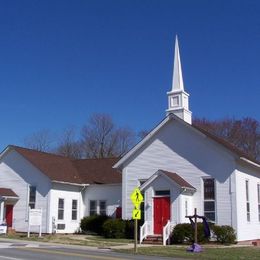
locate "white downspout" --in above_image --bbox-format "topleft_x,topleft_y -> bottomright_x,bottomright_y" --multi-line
0,199 -> 4,223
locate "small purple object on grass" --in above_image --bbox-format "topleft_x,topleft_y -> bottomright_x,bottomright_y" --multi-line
186,243 -> 203,253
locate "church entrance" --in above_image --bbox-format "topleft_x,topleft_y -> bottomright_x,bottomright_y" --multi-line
153,197 -> 170,234
5,205 -> 13,227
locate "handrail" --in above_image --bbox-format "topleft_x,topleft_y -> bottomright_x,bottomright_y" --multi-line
140,221 -> 148,244
163,220 -> 171,246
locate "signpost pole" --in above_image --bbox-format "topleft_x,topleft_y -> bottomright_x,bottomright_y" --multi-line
27,208 -> 30,238
134,218 -> 138,253
130,188 -> 143,254
194,208 -> 197,244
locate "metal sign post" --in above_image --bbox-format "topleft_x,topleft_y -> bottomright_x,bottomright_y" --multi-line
130,188 -> 143,254
194,208 -> 198,244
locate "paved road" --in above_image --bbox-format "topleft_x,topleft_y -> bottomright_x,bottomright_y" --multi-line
0,241 -> 182,260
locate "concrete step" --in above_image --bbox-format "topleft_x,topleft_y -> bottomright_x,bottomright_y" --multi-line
142,235 -> 163,245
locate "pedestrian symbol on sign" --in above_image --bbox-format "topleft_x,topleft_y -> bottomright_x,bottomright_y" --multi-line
130,188 -> 143,207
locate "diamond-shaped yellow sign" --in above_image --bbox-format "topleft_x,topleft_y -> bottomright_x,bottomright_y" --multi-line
130,188 -> 143,207
132,208 -> 141,220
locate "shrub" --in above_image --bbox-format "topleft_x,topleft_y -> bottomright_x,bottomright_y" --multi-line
80,215 -> 110,235
124,220 -> 135,239
171,223 -> 211,244
102,219 -> 126,238
212,225 -> 236,244
171,223 -> 193,244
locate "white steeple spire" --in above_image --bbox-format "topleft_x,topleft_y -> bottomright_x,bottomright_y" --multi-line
166,36 -> 192,124
172,35 -> 184,91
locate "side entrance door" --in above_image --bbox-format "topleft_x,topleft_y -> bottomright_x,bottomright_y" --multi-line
153,197 -> 170,234
5,205 -> 13,227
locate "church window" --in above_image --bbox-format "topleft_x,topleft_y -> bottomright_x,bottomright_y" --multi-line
89,200 -> 97,216
29,186 -> 36,209
155,190 -> 170,196
71,200 -> 78,220
99,201 -> 107,216
203,178 -> 215,222
246,180 -> 250,222
89,200 -> 107,216
58,198 -> 64,220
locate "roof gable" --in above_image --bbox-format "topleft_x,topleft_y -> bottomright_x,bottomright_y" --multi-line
1,146 -> 121,185
140,169 -> 196,191
114,114 -> 260,170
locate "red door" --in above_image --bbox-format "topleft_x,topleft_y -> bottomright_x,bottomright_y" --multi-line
5,205 -> 13,227
154,197 -> 170,234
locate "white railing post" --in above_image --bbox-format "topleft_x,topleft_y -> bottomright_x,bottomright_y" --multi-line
140,221 -> 148,244
163,220 -> 171,246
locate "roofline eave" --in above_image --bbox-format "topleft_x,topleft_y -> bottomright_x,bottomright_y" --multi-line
239,157 -> 260,170
52,180 -> 89,187
181,186 -> 196,192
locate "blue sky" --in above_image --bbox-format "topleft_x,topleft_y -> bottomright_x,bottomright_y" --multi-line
0,0 -> 260,149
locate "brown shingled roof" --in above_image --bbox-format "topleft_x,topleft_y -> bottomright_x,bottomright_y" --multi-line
12,146 -> 82,184
0,188 -> 18,197
9,146 -> 121,185
192,124 -> 260,166
160,170 -> 196,190
73,158 -> 121,184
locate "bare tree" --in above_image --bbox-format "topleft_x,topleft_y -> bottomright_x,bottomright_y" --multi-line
193,117 -> 260,161
23,129 -> 54,152
81,113 -> 136,158
56,126 -> 83,159
138,130 -> 150,139
113,127 -> 136,156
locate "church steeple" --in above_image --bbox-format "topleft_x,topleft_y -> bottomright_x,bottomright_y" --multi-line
166,36 -> 192,124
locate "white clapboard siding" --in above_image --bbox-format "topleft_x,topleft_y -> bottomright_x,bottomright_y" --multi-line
83,184 -> 121,217
235,164 -> 260,241
122,119 -> 235,230
50,183 -> 82,234
0,150 -> 51,233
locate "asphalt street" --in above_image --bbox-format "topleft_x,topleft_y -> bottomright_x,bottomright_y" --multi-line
0,240 -> 182,260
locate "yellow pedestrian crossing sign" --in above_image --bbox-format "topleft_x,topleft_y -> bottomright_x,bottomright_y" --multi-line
130,188 -> 143,207
132,208 -> 141,220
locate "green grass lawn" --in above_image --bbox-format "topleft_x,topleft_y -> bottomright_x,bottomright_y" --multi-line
116,245 -> 260,259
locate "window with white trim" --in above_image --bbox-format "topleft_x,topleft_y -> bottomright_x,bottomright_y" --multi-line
257,184 -> 260,222
246,180 -> 250,222
99,201 -> 107,216
89,200 -> 97,216
29,186 -> 36,209
72,200 -> 78,220
89,200 -> 107,216
203,178 -> 215,222
58,198 -> 64,220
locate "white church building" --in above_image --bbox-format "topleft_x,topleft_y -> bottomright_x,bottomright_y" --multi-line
0,38 -> 259,243
114,37 -> 260,242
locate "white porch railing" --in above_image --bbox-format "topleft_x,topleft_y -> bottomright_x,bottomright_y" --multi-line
140,221 -> 151,244
163,220 -> 171,246
140,220 -> 172,245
